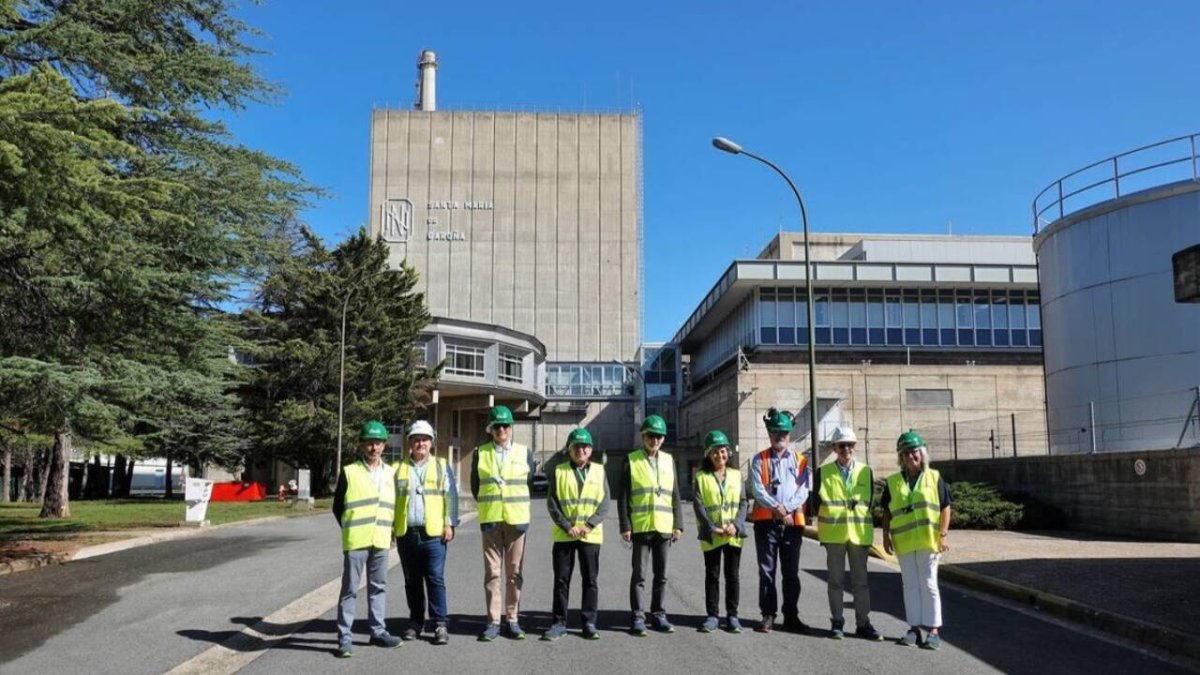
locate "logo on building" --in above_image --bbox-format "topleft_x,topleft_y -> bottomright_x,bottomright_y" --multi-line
381,198 -> 414,242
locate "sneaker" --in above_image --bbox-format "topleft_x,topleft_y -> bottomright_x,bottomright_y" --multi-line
478,623 -> 500,642
400,626 -> 419,642
432,625 -> 449,646
727,617 -> 743,634
504,619 -> 526,640
651,614 -> 675,633
541,623 -> 568,641
855,623 -> 883,642
630,617 -> 649,637
781,617 -> 811,634
898,628 -> 920,647
922,632 -> 942,651
700,616 -> 719,633
755,615 -> 775,633
369,633 -> 402,649
582,623 -> 601,640
335,642 -> 353,659
830,620 -> 845,640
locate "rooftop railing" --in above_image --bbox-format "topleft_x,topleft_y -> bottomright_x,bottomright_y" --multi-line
1032,132 -> 1200,234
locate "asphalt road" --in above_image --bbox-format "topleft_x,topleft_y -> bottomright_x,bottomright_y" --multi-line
1,505 -> 1192,674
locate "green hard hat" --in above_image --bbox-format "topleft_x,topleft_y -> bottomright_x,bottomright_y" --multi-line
764,408 -> 794,433
487,405 -> 514,429
704,430 -> 730,451
897,429 -> 926,452
360,420 -> 388,441
567,427 -> 593,448
640,415 -> 668,436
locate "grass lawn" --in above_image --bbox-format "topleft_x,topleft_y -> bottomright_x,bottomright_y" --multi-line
0,498 -> 332,537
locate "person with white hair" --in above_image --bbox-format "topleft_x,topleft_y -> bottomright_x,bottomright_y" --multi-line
813,426 -> 881,641
393,419 -> 459,645
881,429 -> 953,651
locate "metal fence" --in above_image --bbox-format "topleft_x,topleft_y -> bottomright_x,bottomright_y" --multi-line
1033,132 -> 1200,233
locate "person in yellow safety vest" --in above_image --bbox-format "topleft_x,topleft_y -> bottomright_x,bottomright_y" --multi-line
332,421 -> 402,658
541,427 -> 608,642
617,414 -> 684,636
470,405 -> 537,642
393,420 -> 459,646
881,430 -> 953,651
691,430 -> 748,635
746,408 -> 812,634
813,426 -> 882,641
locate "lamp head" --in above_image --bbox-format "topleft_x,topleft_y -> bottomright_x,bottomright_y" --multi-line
712,137 -> 743,154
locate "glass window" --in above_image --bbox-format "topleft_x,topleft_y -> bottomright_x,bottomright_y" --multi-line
992,296 -> 1010,347
499,352 -> 523,384
832,291 -> 849,345
1029,302 -> 1042,346
867,294 -> 885,345
956,294 -> 974,346
938,294 -> 956,346
885,295 -> 903,344
849,297 -> 866,345
903,296 -> 919,345
1010,294 -> 1027,346
759,290 -> 777,344
815,292 -> 831,344
921,293 -> 938,345
444,343 -> 485,378
974,294 -> 992,346
778,289 -> 796,344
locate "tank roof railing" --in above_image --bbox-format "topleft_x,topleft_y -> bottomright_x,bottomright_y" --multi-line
1033,132 -> 1200,234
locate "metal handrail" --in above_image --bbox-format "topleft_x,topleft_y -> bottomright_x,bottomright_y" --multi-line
1032,132 -> 1200,233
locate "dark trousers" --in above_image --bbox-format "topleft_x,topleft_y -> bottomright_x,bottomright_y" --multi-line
552,540 -> 601,625
630,532 -> 671,618
396,529 -> 449,626
703,544 -> 741,618
753,520 -> 804,619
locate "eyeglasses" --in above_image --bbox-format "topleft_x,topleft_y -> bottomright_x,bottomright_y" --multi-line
642,433 -> 665,439
492,424 -> 511,430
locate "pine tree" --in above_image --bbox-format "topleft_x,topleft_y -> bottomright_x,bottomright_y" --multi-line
238,228 -> 437,493
0,2 -> 310,516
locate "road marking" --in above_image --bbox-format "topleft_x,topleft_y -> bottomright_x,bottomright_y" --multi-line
166,515 -> 474,674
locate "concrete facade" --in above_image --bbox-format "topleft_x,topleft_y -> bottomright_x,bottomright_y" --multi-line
367,106 -> 644,475
939,449 -> 1200,542
368,110 -> 643,362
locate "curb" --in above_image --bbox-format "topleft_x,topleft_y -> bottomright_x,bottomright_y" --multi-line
801,526 -> 1200,663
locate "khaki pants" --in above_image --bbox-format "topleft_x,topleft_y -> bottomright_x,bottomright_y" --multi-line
825,542 -> 872,626
481,522 -> 526,624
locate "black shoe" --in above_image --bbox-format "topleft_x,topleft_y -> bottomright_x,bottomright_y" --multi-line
400,627 -> 419,642
369,633 -> 403,649
755,615 -> 775,633
855,623 -> 883,641
781,617 -> 811,634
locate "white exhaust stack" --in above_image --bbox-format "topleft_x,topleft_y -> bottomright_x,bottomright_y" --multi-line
415,50 -> 438,111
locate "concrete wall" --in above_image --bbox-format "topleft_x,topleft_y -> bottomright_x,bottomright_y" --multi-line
679,362 -> 1047,476
938,449 -> 1200,542
369,110 -> 643,362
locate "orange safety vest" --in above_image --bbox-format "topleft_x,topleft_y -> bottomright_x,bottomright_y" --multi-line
748,448 -> 807,526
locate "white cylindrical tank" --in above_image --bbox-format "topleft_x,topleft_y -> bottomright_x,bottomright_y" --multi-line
1035,181 -> 1200,453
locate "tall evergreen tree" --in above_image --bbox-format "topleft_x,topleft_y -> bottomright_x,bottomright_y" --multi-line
239,228 -> 437,493
0,1 -> 309,516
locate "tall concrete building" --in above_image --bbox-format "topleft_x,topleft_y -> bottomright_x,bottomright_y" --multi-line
368,51 -> 643,469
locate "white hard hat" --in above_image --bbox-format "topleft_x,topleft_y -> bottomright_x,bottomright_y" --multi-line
829,426 -> 858,445
407,420 -> 435,439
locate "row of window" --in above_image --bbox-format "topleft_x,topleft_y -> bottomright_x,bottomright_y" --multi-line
546,363 -> 634,398
758,287 -> 1043,348
443,343 -> 525,383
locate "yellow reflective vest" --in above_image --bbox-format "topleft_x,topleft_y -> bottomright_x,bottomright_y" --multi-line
340,461 -> 396,551
627,449 -> 675,535
393,457 -> 448,538
817,461 -> 874,546
886,468 -> 942,555
694,469 -> 743,552
551,461 -> 606,545
475,442 -> 531,526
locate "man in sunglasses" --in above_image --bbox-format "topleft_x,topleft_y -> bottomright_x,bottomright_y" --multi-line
470,405 -> 537,642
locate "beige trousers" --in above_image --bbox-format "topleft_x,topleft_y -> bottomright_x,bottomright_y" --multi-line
481,523 -> 526,624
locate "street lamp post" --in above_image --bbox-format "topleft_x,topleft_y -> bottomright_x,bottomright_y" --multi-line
712,136 -> 821,480
334,268 -> 400,485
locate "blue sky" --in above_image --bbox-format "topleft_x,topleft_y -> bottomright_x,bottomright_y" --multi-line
224,0 -> 1200,342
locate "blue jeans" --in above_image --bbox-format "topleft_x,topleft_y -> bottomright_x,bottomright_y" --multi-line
337,547 -> 390,645
753,521 -> 804,619
397,529 -> 449,626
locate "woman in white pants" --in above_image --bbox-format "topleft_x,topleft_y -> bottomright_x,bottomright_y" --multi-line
881,430 -> 952,650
